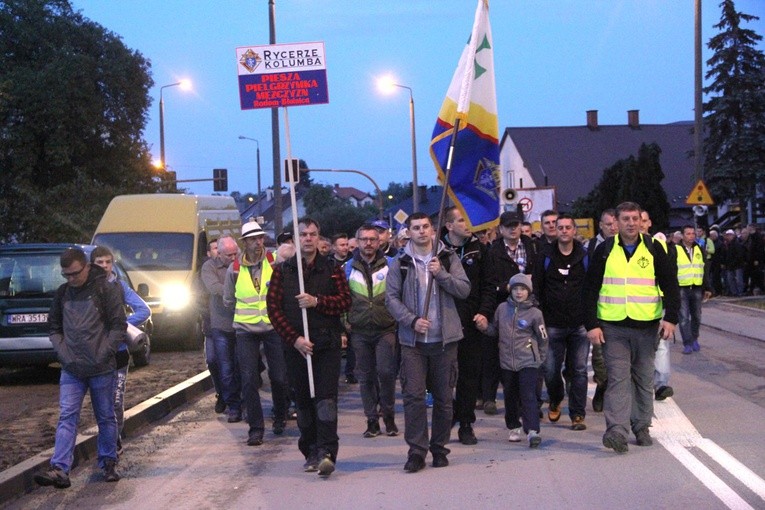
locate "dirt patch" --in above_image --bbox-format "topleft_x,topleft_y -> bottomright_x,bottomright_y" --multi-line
0,351 -> 208,472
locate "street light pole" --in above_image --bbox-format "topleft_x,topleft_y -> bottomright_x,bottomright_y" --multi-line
311,168 -> 385,219
158,80 -> 190,191
238,136 -> 262,216
377,78 -> 419,213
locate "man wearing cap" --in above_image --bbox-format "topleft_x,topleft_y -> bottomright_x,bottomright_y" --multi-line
482,210 -> 537,415
201,235 -> 242,424
583,202 -> 679,453
266,217 -> 351,477
224,221 -> 289,445
441,206 -> 495,445
373,219 -> 399,258
386,212 -> 470,472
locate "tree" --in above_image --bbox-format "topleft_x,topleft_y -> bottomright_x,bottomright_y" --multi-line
302,183 -> 377,238
703,0 -> 765,221
0,0 -> 160,243
571,143 -> 670,232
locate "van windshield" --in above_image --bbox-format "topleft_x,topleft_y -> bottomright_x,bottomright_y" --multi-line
92,233 -> 194,271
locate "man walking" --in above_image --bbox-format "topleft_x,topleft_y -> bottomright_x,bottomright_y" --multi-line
584,202 -> 679,453
675,225 -> 712,355
345,224 -> 399,438
224,222 -> 290,445
35,248 -> 125,488
441,206 -> 495,445
386,212 -> 470,472
533,213 -> 590,430
267,217 -> 351,477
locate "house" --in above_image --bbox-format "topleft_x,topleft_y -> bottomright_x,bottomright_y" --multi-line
332,184 -> 374,208
238,185 -> 308,242
499,110 -> 700,228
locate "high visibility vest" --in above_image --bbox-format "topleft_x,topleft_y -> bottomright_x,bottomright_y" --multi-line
233,259 -> 273,324
675,243 -> 704,287
597,236 -> 663,322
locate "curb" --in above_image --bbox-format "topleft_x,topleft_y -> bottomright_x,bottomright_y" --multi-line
0,371 -> 212,506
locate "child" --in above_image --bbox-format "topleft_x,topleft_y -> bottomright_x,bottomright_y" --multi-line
476,273 -> 548,448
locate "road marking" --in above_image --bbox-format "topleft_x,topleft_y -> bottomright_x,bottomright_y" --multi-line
653,398 -> 765,509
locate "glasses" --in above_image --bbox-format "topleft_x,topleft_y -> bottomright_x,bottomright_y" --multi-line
358,237 -> 379,243
61,266 -> 86,278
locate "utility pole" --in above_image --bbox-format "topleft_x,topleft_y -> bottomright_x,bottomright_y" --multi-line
694,0 -> 704,182
269,0 -> 283,234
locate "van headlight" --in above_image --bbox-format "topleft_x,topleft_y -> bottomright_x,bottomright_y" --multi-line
161,284 -> 191,311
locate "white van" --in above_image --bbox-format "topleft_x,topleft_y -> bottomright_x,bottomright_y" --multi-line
92,194 -> 241,350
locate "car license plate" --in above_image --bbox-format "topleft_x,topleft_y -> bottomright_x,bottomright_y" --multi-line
8,313 -> 48,324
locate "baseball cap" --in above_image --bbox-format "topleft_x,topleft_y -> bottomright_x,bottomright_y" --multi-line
371,219 -> 390,231
276,231 -> 293,244
241,221 -> 265,239
724,229 -> 735,235
499,211 -> 522,227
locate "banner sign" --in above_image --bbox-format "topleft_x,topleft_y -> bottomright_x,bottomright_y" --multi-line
236,42 -> 328,110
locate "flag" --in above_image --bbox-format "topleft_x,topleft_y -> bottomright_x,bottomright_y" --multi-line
429,0 -> 500,231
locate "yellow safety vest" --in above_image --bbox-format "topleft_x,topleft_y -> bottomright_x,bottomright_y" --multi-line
233,259 -> 273,324
597,236 -> 663,322
675,243 -> 704,287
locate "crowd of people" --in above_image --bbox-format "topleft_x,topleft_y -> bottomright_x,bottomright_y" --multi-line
35,204 -> 764,486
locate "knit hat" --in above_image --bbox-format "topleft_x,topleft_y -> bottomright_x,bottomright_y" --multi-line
509,273 -> 533,293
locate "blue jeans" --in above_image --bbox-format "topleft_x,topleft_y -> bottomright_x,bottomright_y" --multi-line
211,328 -> 240,412
236,329 -> 289,434
544,326 -> 590,419
204,334 -> 222,396
725,268 -> 744,296
351,330 -> 398,420
678,286 -> 703,346
51,370 -> 117,473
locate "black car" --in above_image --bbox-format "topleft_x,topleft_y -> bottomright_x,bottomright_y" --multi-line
0,244 -> 151,368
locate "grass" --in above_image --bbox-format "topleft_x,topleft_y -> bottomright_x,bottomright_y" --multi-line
736,298 -> 765,311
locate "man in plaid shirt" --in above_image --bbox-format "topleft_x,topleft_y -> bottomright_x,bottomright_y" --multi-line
267,217 -> 351,477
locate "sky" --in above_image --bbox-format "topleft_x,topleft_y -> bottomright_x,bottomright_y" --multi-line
70,0 -> 765,198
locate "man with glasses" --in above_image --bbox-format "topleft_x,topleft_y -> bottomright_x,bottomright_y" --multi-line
35,248 -> 126,488
345,224 -> 399,438
202,235 -> 241,424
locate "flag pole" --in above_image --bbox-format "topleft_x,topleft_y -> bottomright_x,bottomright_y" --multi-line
422,117 -> 462,316
283,106 -> 315,398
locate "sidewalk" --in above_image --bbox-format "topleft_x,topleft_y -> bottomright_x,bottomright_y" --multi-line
700,298 -> 765,342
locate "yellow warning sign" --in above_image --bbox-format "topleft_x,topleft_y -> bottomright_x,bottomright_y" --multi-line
685,179 -> 715,206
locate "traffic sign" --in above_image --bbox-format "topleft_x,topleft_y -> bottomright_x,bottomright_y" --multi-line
685,179 -> 715,206
394,209 -> 409,225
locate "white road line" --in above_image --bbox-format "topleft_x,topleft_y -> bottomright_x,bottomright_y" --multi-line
653,397 -> 765,508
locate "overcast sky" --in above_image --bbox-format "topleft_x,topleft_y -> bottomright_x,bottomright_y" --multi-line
71,0 -> 765,196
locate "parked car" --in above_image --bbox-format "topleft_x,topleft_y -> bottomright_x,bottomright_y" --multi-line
0,243 -> 151,368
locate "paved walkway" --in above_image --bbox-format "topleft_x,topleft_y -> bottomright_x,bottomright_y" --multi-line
700,298 -> 765,342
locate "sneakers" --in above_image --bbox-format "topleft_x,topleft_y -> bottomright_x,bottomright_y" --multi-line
508,427 -> 523,442
214,394 -> 226,414
571,415 -> 587,431
227,410 -> 243,423
592,383 -> 606,412
103,460 -> 120,482
483,400 -> 498,415
548,402 -> 561,422
655,385 -> 674,401
363,418 -> 381,438
273,419 -> 286,435
432,453 -> 449,468
403,453 -> 426,473
247,433 -> 264,446
682,345 -> 693,355
527,430 -> 541,448
303,454 -> 319,472
692,340 -> 701,352
317,454 -> 335,477
458,425 -> 478,445
635,427 -> 653,447
34,467 -> 71,489
383,416 -> 399,436
602,429 -> 629,453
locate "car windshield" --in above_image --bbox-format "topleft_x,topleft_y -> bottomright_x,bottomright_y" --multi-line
0,253 -> 65,297
92,233 -> 194,271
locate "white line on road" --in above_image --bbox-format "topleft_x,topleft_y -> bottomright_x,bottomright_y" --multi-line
653,397 -> 765,509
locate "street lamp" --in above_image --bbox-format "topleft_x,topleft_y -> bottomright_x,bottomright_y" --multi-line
238,136 -> 262,216
158,80 -> 192,174
377,75 -> 419,213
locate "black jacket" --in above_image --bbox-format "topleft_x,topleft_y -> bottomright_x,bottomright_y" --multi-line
486,234 -> 536,304
441,233 -> 496,325
532,240 -> 588,328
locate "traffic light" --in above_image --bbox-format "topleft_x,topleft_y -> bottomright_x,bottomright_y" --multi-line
213,168 -> 228,192
284,159 -> 300,184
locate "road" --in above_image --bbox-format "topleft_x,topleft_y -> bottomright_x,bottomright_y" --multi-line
5,302 -> 765,509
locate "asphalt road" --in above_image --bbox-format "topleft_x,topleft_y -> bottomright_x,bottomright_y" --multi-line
6,302 -> 765,509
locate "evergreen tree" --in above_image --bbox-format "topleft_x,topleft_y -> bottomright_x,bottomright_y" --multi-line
0,0 -> 160,242
703,0 -> 765,221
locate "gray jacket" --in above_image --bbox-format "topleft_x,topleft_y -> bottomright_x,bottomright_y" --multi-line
385,240 -> 470,347
201,256 -> 235,332
485,297 -> 548,371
